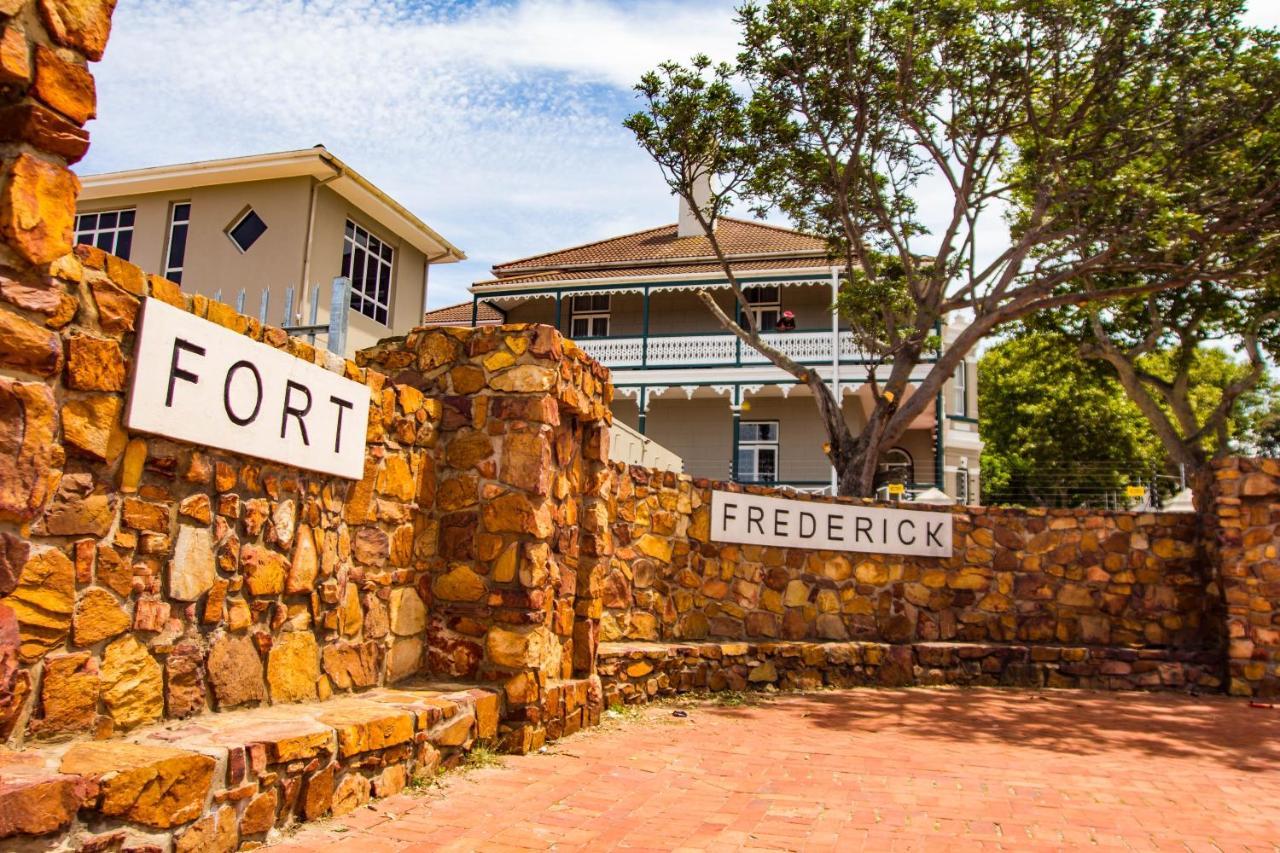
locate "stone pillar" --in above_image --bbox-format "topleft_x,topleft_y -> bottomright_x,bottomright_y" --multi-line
1208,457 -> 1280,697
0,0 -> 117,739
358,323 -> 613,750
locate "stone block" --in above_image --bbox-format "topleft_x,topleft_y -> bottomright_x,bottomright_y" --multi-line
60,741 -> 215,829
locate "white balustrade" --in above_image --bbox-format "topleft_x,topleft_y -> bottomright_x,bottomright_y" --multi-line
576,331 -> 857,369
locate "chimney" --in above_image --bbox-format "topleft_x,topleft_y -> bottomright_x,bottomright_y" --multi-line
677,171 -> 715,238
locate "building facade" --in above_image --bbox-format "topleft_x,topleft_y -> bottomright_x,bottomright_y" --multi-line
75,147 -> 465,354
468,213 -> 982,501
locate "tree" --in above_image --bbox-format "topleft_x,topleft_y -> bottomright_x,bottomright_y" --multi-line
624,0 -> 1280,497
978,334 -> 1163,507
979,333 -> 1271,506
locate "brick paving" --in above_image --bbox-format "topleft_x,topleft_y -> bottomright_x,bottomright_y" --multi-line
268,688 -> 1280,852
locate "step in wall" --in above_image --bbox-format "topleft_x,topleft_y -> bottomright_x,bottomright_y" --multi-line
598,640 -> 1223,705
0,676 -> 599,852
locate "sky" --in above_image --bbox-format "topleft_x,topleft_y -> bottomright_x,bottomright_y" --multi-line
82,0 -> 1280,311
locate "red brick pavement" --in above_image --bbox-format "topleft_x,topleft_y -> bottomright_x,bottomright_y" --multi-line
268,689 -> 1280,852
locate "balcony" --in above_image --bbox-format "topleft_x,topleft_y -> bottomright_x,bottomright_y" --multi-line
574,329 -> 860,369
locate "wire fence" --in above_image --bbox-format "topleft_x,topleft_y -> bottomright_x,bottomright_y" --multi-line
979,461 -> 1185,509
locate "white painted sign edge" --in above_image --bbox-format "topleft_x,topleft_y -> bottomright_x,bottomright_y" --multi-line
124,297 -> 372,479
709,489 -> 953,558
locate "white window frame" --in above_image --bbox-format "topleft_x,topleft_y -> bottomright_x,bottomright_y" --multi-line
75,207 -> 135,260
163,201 -> 191,283
342,220 -> 395,326
226,208 -> 268,254
953,362 -> 969,416
737,420 -> 780,484
569,294 -> 610,338
745,285 -> 781,331
954,468 -> 970,504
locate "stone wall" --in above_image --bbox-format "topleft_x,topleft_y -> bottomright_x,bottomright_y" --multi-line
0,244 -> 441,745
1209,457 -> 1280,697
358,325 -> 614,750
603,467 -> 1215,656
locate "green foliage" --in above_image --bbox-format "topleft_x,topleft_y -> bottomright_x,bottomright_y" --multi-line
980,333 -> 1272,506
979,334 -> 1162,506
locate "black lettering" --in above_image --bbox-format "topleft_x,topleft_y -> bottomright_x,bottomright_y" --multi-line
898,519 -> 917,545
854,516 -> 873,543
223,360 -> 263,426
799,512 -> 816,539
166,338 -> 205,406
882,518 -> 888,542
281,380 -> 312,445
329,395 -> 354,453
926,522 -> 944,548
747,506 -> 764,535
827,513 -> 844,541
774,509 -> 789,537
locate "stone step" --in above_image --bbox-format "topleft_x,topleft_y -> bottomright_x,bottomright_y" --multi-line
0,679 -> 539,851
598,640 -> 1223,704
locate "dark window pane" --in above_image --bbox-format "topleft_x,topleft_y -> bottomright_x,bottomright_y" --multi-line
592,318 -> 608,337
365,254 -> 379,300
228,210 -> 267,252
350,248 -> 366,289
99,211 -> 118,229
572,295 -> 588,311
119,209 -> 135,226
380,243 -> 393,263
114,230 -> 132,261
173,203 -> 190,221
95,231 -> 113,251
571,319 -> 587,337
377,263 -> 391,304
170,270 -> 183,284
345,221 -> 354,240
356,228 -> 368,248
341,244 -> 352,277
77,213 -> 97,231
75,231 -> 90,246
167,223 -> 187,271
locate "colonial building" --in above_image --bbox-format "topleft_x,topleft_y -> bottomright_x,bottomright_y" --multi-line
467,205 -> 982,501
75,146 -> 465,353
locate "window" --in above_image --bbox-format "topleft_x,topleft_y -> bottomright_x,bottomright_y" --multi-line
737,421 -> 779,483
745,285 -> 780,331
953,362 -> 969,415
227,209 -> 268,253
164,202 -> 190,283
569,294 -> 610,338
74,208 -> 135,260
878,447 -> 914,487
342,220 -> 394,325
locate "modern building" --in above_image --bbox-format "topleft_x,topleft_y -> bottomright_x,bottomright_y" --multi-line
75,146 -> 465,354
467,202 -> 982,501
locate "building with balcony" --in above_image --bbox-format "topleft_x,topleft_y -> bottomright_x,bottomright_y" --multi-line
465,204 -> 982,500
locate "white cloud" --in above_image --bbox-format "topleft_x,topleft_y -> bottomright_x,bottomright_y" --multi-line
81,0 -> 1280,310
82,0 -> 741,307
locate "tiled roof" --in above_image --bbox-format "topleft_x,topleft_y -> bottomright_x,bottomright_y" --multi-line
474,256 -> 835,288
421,300 -> 504,326
491,217 -> 829,274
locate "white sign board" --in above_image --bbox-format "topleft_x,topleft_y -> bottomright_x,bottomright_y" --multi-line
125,298 -> 371,479
710,489 -> 952,558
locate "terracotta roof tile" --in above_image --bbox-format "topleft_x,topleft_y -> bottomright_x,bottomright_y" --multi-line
474,256 -> 834,288
422,301 -> 504,326
491,217 -> 828,275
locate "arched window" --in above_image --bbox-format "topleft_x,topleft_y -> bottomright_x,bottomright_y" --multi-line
876,447 -> 914,488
